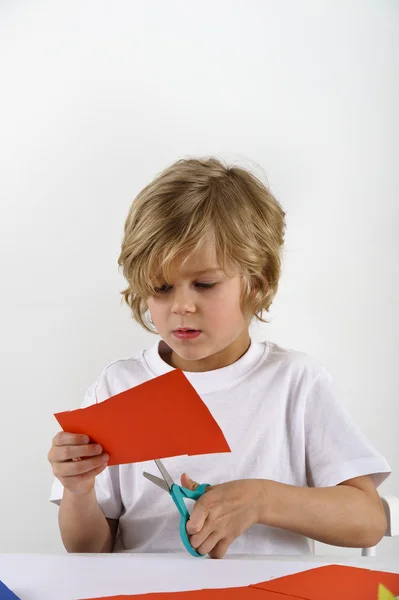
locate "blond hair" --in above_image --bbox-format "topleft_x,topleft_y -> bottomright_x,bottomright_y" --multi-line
118,157 -> 286,333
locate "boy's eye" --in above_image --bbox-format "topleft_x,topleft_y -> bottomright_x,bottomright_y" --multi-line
153,284 -> 170,293
153,283 -> 216,294
195,282 -> 216,289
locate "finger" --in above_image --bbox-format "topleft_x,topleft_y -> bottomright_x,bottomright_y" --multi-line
186,500 -> 209,534
54,453 -> 108,477
87,462 -> 108,478
208,538 -> 230,559
52,443 -> 103,463
73,461 -> 109,484
53,432 -> 90,447
181,473 -> 213,494
194,531 -> 221,556
188,512 -> 216,548
181,472 -> 199,491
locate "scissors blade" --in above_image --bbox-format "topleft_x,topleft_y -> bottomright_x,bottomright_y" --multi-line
142,471 -> 170,493
155,458 -> 174,490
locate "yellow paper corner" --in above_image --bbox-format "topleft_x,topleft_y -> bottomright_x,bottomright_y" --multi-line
378,583 -> 396,600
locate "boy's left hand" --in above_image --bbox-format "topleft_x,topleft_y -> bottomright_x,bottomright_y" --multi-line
180,472 -> 266,559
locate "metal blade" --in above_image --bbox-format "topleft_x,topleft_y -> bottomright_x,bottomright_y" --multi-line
142,471 -> 170,493
155,458 -> 174,490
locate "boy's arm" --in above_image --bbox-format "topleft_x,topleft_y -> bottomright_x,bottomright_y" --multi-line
259,474 -> 387,548
59,488 -> 118,553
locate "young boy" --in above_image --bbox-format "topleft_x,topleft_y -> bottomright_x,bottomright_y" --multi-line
48,157 -> 391,558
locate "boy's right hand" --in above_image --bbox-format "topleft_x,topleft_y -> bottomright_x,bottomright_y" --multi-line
48,432 -> 109,496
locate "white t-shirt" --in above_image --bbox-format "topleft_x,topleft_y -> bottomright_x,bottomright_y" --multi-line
50,338 -> 391,555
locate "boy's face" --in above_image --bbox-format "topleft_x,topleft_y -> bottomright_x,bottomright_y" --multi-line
146,244 -> 251,372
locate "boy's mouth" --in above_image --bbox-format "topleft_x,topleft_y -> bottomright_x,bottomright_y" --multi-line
173,329 -> 202,339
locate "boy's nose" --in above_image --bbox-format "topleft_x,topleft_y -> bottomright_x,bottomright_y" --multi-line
171,302 -> 196,314
171,290 -> 196,314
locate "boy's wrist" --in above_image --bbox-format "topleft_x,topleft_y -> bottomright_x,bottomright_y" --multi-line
62,486 -> 97,506
255,479 -> 280,527
255,479 -> 300,529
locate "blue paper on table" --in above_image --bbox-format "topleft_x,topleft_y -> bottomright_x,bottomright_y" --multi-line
0,581 -> 20,599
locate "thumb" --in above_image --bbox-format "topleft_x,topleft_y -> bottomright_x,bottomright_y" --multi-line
181,472 -> 199,490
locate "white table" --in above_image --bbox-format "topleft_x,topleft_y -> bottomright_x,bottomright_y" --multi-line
0,553 -> 398,600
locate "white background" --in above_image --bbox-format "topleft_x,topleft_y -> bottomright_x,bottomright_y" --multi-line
0,0 -> 397,558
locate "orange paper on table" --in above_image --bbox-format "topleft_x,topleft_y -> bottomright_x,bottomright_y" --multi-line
55,370 -> 230,465
250,564 -> 399,600
80,567 -> 399,600
81,585 -> 298,599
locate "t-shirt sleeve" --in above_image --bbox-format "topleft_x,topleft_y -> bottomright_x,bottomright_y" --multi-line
304,369 -> 391,488
49,377 -> 123,520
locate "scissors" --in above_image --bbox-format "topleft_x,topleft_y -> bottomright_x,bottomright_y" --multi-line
143,459 -> 211,557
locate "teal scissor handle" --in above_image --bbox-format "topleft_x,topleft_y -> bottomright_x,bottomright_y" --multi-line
170,482 -> 211,557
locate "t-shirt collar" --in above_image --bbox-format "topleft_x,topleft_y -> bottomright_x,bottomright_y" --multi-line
142,337 -> 267,394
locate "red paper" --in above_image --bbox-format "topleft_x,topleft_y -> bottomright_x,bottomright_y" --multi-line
81,565 -> 399,599
55,370 -> 230,466
82,585 -> 295,599
251,564 -> 399,600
